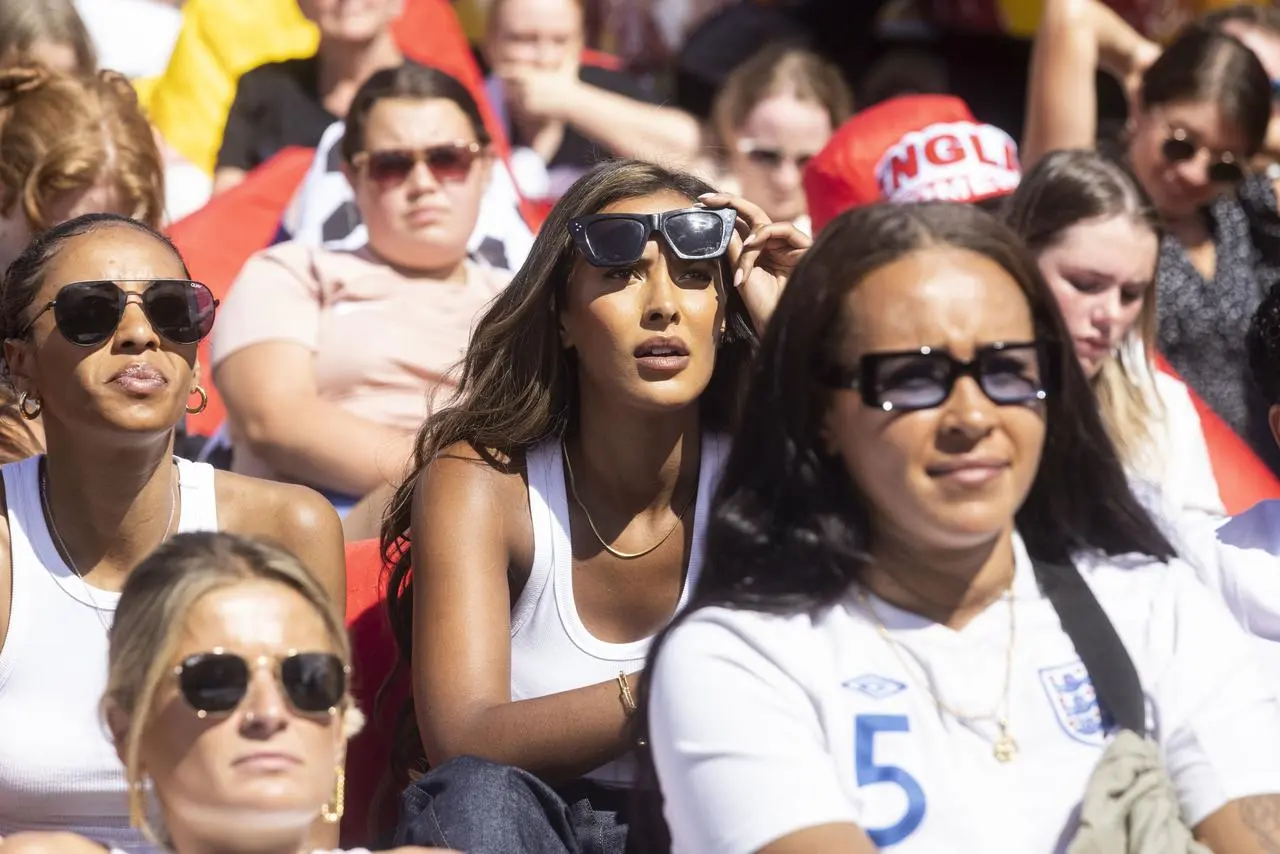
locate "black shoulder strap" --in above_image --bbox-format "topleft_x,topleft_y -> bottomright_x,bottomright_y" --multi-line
1031,558 -> 1147,736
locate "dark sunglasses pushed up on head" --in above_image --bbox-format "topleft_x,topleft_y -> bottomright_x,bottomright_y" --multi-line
174,649 -> 350,719
21,279 -> 218,347
352,141 -> 484,185
823,341 -> 1050,412
1161,128 -> 1246,184
568,207 -> 737,267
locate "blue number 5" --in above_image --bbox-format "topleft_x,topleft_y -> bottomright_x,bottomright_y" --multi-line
854,714 -> 927,847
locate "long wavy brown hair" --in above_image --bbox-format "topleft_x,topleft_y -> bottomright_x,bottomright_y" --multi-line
376,158 -> 758,797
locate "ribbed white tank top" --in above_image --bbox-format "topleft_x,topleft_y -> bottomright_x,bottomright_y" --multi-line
0,455 -> 220,850
510,434 -> 726,787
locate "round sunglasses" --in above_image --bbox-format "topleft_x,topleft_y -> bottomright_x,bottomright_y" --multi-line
173,649 -> 350,719
20,279 -> 218,347
1161,128 -> 1245,185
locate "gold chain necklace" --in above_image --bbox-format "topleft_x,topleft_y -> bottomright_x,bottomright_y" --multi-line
561,439 -> 697,561
40,459 -> 179,633
856,582 -> 1020,763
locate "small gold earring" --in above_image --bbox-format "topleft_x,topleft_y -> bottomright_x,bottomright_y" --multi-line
185,386 -> 208,415
17,390 -> 41,420
320,765 -> 345,823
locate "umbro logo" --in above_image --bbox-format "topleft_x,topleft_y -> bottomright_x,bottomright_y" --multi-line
843,674 -> 908,700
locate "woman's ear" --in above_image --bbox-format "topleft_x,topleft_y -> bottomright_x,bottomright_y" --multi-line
4,337 -> 35,397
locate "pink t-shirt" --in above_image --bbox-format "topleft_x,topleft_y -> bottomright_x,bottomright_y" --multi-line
211,241 -> 509,480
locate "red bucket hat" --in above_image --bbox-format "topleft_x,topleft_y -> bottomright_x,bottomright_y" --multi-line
803,94 -> 1022,233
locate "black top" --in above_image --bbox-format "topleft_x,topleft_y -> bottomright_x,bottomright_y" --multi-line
518,64 -> 658,170
216,56 -> 338,172
1156,175 -> 1280,474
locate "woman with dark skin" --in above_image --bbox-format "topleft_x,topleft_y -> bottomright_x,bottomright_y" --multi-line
0,214 -> 345,848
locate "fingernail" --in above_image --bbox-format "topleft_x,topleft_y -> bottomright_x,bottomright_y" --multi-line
733,269 -> 743,288
742,234 -> 756,247
698,192 -> 716,200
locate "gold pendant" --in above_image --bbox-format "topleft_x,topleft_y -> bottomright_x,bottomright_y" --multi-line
994,733 -> 1018,763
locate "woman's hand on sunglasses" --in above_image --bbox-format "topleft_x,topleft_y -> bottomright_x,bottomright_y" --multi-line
698,192 -> 812,336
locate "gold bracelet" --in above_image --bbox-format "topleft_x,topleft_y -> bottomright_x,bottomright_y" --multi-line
616,671 -> 637,715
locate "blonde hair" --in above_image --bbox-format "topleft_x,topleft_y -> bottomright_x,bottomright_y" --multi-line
711,44 -> 852,152
0,0 -> 96,76
103,532 -> 359,845
1004,149 -> 1164,471
0,66 -> 164,233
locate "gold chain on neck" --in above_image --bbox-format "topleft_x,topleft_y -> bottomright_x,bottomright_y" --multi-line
561,439 -> 697,561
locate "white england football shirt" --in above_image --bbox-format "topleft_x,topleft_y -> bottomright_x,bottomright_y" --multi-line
648,534 -> 1280,854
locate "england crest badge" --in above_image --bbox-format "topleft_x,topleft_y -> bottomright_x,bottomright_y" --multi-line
1039,660 -> 1110,747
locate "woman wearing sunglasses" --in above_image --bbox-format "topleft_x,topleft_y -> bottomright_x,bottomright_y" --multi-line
0,65 -> 166,466
639,201 -> 1280,854
380,158 -> 808,851
0,531 -> 449,854
0,214 -> 346,849
213,64 -> 508,516
704,44 -> 851,236
1023,0 -> 1280,473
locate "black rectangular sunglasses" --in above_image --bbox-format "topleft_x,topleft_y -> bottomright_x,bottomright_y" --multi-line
567,207 -> 736,267
20,279 -> 219,347
173,649 -> 350,718
823,342 -> 1050,412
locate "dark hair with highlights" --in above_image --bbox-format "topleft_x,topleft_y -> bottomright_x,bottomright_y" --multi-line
377,158 -> 758,803
628,201 -> 1175,849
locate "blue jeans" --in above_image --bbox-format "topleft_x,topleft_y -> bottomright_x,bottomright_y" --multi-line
393,756 -> 632,854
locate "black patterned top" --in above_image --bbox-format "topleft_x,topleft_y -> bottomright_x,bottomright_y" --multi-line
1156,175 -> 1280,474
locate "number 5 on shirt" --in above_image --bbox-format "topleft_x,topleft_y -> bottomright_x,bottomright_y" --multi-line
854,714 -> 927,847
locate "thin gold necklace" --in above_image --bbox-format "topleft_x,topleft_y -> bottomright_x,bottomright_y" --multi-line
40,458 -> 179,633
856,581 -> 1019,763
561,439 -> 697,560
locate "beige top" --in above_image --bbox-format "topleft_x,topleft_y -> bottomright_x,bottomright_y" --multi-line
211,241 -> 509,480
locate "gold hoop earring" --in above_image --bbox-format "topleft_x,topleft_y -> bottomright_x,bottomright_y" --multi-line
17,390 -> 41,420
320,766 -> 345,823
185,386 -> 208,415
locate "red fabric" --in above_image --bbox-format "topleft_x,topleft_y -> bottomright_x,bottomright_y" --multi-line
1154,355 -> 1280,514
341,538 -> 405,846
167,146 -> 316,436
580,47 -> 623,70
804,95 -> 984,233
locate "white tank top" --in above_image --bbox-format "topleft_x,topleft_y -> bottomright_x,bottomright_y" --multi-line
0,455 -> 220,850
510,434 -> 726,787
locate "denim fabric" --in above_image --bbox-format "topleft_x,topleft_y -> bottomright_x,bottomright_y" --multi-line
393,756 -> 631,854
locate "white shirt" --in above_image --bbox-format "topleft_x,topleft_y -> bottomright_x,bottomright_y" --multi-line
649,534 -> 1280,854
1140,370 -> 1224,520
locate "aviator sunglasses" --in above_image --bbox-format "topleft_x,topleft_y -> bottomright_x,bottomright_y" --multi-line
21,279 -> 218,347
823,342 -> 1050,412
352,141 -> 484,185
1161,127 -> 1246,184
173,649 -> 350,719
567,207 -> 736,267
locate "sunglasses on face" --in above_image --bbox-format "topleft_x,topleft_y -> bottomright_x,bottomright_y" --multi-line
173,649 -> 350,719
567,207 -> 736,267
823,342 -> 1050,412
21,279 -> 218,348
1161,128 -> 1246,184
737,140 -> 816,171
352,141 -> 484,185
